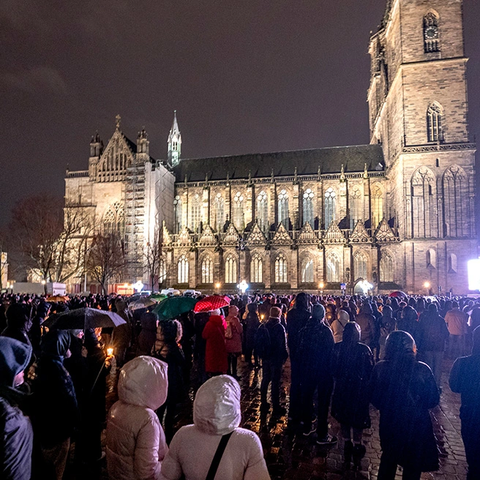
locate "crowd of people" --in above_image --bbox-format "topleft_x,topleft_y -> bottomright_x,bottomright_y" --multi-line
0,290 -> 479,480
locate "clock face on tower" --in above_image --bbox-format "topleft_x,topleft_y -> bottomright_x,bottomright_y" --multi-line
425,25 -> 438,39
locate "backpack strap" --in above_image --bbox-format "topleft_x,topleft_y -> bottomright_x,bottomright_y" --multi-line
205,431 -> 234,480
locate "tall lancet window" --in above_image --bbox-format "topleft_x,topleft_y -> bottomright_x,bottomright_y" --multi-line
324,188 -> 336,228
424,12 -> 439,53
225,255 -> 237,284
443,165 -> 466,238
371,185 -> 383,229
275,254 -> 288,283
301,259 -> 314,283
427,103 -> 443,142
303,189 -> 314,226
278,189 -> 289,228
350,188 -> 362,229
233,192 -> 244,231
201,257 -> 213,284
178,255 -> 189,284
213,194 -> 225,232
326,253 -> 340,282
411,167 -> 436,238
174,196 -> 182,233
380,252 -> 394,282
250,254 -> 263,283
190,194 -> 202,232
256,191 -> 268,232
354,252 -> 368,280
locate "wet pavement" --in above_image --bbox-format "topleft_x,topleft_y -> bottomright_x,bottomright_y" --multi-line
65,356 -> 468,480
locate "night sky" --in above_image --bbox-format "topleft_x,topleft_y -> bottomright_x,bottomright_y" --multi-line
1,0 -> 479,228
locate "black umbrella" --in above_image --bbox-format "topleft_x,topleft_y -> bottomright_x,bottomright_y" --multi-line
43,307 -> 126,330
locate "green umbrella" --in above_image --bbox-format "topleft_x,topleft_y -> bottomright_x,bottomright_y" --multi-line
153,296 -> 198,320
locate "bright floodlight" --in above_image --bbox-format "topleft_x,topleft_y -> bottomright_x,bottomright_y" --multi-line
358,280 -> 373,294
133,281 -> 144,292
467,259 -> 480,290
237,280 -> 249,294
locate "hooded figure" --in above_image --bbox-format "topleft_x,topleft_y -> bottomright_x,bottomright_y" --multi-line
0,337 -> 33,480
160,375 -> 270,480
371,331 -> 439,479
1,303 -> 32,346
106,355 -> 169,480
449,325 -> 480,480
202,311 -> 228,375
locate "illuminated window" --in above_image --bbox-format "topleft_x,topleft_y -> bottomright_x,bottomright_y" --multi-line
201,257 -> 213,284
443,165 -> 467,237
302,259 -> 314,283
233,192 -> 244,230
411,167 -> 435,238
213,194 -> 225,232
371,186 -> 383,229
225,256 -> 237,283
354,252 -> 368,280
427,103 -> 443,142
256,191 -> 269,232
250,254 -> 263,283
275,254 -> 288,283
326,254 -> 340,282
278,189 -> 289,228
325,188 -> 336,228
159,259 -> 166,283
174,196 -> 182,233
303,189 -> 314,226
350,188 -> 362,229
178,255 -> 189,283
190,194 -> 201,232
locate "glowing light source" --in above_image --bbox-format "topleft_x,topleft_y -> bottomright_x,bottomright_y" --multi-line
237,280 -> 248,294
468,259 -> 480,290
133,281 -> 144,292
358,279 -> 373,294
423,281 -> 431,289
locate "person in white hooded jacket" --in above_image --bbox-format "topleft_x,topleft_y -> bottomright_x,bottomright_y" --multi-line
106,355 -> 169,480
160,375 -> 270,480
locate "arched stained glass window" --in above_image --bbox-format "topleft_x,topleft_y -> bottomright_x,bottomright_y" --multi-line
443,165 -> 467,238
380,252 -> 394,282
411,167 -> 436,238
225,255 -> 237,284
213,194 -> 225,232
201,257 -> 213,284
178,255 -> 189,284
233,192 -> 244,231
275,254 -> 288,283
350,188 -> 362,229
190,194 -> 202,232
303,189 -> 314,226
326,254 -> 340,282
278,189 -> 289,228
302,259 -> 314,283
354,252 -> 368,280
256,191 -> 269,232
371,185 -> 383,229
174,196 -> 182,233
427,103 -> 443,143
250,254 -> 263,283
325,188 -> 336,228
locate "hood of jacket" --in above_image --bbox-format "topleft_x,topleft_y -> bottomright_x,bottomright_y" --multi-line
117,355 -> 168,411
193,375 -> 241,435
227,305 -> 239,318
40,330 -> 71,359
208,314 -> 226,327
0,336 -> 32,386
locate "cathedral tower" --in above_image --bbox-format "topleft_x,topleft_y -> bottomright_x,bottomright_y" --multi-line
368,0 -> 476,293
167,111 -> 182,167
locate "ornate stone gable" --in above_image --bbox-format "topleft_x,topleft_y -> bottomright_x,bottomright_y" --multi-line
177,226 -> 193,246
97,129 -> 136,180
374,218 -> 399,242
162,222 -> 173,246
246,223 -> 267,247
297,222 -> 318,245
349,220 -> 372,243
222,223 -> 240,246
323,223 -> 346,244
198,225 -> 218,247
272,223 -> 293,246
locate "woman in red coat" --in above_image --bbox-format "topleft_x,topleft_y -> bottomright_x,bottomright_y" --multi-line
202,310 -> 228,376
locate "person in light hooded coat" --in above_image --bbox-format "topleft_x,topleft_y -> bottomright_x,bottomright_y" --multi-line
160,375 -> 270,480
106,355 -> 169,480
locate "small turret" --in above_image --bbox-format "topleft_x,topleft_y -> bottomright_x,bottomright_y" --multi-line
167,110 -> 182,167
137,127 -> 150,156
89,131 -> 103,157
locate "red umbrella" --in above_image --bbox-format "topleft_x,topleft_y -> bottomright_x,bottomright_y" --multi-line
194,295 -> 231,313
389,291 -> 407,299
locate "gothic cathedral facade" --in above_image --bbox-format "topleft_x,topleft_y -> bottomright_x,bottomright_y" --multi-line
65,0 -> 476,294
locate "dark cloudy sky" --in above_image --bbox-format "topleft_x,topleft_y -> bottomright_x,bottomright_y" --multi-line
1,0 -> 479,227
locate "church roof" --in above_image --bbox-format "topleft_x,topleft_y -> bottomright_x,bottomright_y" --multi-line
174,144 -> 384,182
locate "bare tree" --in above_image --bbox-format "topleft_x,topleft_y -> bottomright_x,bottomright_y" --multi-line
87,231 -> 126,294
144,226 -> 163,292
8,194 -> 93,285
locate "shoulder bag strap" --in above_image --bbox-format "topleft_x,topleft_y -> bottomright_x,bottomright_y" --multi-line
205,431 -> 234,480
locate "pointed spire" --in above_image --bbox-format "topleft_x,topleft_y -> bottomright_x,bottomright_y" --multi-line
115,114 -> 121,130
271,169 -> 275,183
364,163 -> 369,179
168,110 -> 182,167
317,165 -> 322,180
340,164 -> 346,182
204,173 -> 209,188
294,167 -> 298,184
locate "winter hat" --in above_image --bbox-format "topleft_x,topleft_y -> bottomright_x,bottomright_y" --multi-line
338,309 -> 350,324
312,304 -> 325,320
343,321 -> 361,345
0,337 -> 32,386
385,330 -> 416,361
